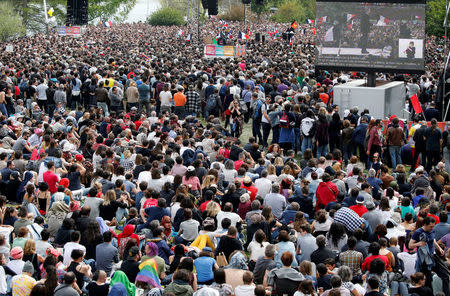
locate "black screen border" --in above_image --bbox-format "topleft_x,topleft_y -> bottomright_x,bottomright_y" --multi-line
315,0 -> 426,74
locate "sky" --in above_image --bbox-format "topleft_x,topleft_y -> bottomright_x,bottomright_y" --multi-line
125,0 -> 161,22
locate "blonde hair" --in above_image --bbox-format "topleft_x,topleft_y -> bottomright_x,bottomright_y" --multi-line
267,164 -> 276,175
274,157 -> 283,167
24,239 -> 36,256
103,190 -> 116,206
206,201 -> 221,217
299,261 -> 313,276
202,175 -> 216,189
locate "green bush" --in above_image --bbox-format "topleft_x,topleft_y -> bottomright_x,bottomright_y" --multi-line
148,7 -> 185,26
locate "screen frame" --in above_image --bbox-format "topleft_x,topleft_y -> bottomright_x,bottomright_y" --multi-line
315,0 -> 426,74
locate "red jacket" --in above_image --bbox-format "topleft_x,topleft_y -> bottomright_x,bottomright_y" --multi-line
362,254 -> 390,271
349,204 -> 368,217
315,181 -> 338,211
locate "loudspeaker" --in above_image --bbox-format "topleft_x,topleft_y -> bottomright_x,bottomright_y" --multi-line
201,0 -> 208,10
262,35 -> 265,43
242,0 -> 251,4
255,33 -> 260,42
208,0 -> 218,15
66,0 -> 89,25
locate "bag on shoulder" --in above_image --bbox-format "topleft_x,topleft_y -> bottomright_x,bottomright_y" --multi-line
216,252 -> 228,267
206,94 -> 217,111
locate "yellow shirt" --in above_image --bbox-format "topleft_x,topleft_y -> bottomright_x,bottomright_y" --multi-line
11,274 -> 36,296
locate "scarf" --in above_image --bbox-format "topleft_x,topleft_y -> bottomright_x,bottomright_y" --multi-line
110,271 -> 136,296
136,259 -> 161,288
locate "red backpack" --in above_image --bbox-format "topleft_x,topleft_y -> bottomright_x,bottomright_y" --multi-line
280,112 -> 290,129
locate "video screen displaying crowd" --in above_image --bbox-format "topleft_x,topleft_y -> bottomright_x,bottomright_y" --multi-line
0,18 -> 448,296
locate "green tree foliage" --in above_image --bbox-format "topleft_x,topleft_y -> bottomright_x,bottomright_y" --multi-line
426,0 -> 446,37
0,1 -> 26,41
148,7 -> 185,26
270,0 -> 314,23
15,0 -> 135,34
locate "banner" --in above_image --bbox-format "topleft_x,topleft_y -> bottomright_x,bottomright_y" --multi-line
380,120 -> 449,135
204,44 -> 246,58
58,26 -> 81,36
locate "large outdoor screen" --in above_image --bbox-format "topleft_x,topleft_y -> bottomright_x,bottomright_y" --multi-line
315,0 -> 426,73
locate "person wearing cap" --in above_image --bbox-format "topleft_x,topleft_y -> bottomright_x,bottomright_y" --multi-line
7,247 -> 25,275
11,261 -> 36,296
120,245 -> 141,283
173,86 -> 186,120
349,196 -> 369,217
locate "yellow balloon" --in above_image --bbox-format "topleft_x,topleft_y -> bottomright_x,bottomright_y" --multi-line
48,8 -> 54,17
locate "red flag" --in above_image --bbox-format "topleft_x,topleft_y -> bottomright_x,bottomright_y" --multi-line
312,28 -> 316,35
410,93 -> 423,114
291,21 -> 298,29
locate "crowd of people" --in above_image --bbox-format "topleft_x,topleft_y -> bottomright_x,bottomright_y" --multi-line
0,17 -> 448,296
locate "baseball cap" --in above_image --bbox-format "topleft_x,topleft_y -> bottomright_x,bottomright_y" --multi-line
187,166 -> 195,172
356,196 -> 365,204
202,247 -> 212,253
128,246 -> 140,258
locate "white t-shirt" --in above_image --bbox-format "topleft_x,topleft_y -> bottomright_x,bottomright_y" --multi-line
36,84 -> 48,100
261,103 -> 269,123
138,171 -> 152,186
254,178 -> 272,199
216,211 -> 241,230
63,242 -> 86,266
234,285 -> 256,296
247,241 -> 269,261
160,91 -> 172,106
397,252 -> 417,277
36,240 -> 53,258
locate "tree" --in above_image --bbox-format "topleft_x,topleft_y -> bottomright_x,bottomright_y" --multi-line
148,7 -> 185,26
270,0 -> 312,23
426,0 -> 446,37
0,1 -> 26,41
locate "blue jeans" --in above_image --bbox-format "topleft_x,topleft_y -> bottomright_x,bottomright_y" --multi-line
444,147 -> 450,174
390,281 -> 408,296
389,146 -> 402,169
317,144 -> 328,158
97,102 -> 109,116
301,136 -> 313,154
116,208 -> 128,222
252,119 -> 262,144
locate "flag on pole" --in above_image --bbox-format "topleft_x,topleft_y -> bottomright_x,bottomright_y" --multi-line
312,28 -> 316,35
291,21 -> 298,29
410,93 -> 423,114
346,14 -> 356,22
376,16 -> 389,26
347,20 -> 354,30
142,54 -> 150,62
289,36 -> 294,46
176,29 -> 184,36
103,21 -> 112,27
324,26 -> 334,42
318,16 -> 327,24
239,32 -> 249,40
307,19 -> 314,24
185,34 -> 192,42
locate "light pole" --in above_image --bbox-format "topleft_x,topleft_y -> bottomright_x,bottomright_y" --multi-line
43,0 -> 49,34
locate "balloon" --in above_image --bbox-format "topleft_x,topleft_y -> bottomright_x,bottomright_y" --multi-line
48,7 -> 54,17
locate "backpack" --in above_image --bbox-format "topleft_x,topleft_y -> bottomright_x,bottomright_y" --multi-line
447,135 -> 450,150
280,112 -> 290,129
206,94 -> 217,111
301,118 -> 315,137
